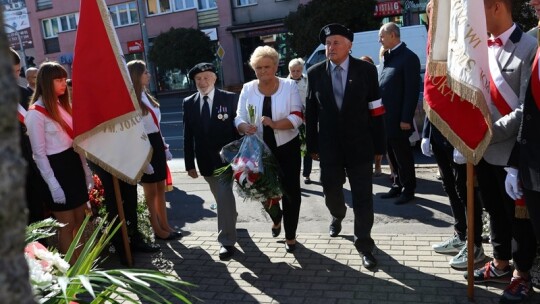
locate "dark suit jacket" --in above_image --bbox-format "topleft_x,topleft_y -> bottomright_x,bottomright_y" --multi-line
379,42 -> 421,139
305,56 -> 386,164
509,79 -> 540,192
183,89 -> 239,177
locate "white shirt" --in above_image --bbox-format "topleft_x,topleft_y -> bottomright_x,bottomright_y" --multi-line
140,93 -> 161,134
235,78 -> 303,147
490,23 -> 516,58
26,99 -> 86,189
198,88 -> 215,114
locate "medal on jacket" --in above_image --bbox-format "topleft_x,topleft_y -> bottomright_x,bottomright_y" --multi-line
218,106 -> 228,121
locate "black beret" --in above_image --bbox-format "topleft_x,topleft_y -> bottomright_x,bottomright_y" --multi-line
319,23 -> 354,44
188,62 -> 216,80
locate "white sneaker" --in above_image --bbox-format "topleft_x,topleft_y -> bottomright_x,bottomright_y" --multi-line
449,245 -> 486,269
432,235 -> 465,254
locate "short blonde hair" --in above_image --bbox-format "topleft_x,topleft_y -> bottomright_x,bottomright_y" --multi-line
249,46 -> 279,69
288,58 -> 305,69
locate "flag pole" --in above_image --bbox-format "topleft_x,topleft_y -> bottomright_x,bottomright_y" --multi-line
466,162 -> 475,300
112,176 -> 133,267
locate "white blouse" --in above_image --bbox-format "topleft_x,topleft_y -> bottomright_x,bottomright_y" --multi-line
141,93 -> 160,134
235,78 -> 303,147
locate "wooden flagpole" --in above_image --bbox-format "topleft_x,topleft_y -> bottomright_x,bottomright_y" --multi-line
112,176 -> 132,267
466,162 -> 475,300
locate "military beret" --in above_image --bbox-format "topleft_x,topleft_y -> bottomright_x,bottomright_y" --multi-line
319,23 -> 354,44
188,62 -> 216,80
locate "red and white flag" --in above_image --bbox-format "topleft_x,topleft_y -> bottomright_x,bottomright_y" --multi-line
424,0 -> 492,164
72,0 -> 151,184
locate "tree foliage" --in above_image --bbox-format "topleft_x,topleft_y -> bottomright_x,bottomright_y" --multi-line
513,0 -> 538,32
284,0 -> 378,58
149,27 -> 216,73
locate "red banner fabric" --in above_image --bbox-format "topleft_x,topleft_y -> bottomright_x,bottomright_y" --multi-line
72,0 -> 136,137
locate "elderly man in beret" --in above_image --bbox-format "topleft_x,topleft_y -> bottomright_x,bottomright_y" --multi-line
305,23 -> 387,269
183,62 -> 240,260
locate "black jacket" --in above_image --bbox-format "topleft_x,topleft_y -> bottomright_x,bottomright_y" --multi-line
183,89 -> 239,177
306,56 -> 386,164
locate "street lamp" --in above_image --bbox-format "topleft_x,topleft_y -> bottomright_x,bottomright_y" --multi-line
4,23 -> 26,70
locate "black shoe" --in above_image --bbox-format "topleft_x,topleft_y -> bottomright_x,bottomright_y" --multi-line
329,218 -> 342,237
131,241 -> 161,253
155,233 -> 177,241
271,224 -> 281,238
361,252 -> 377,269
394,193 -> 415,205
381,187 -> 402,199
219,245 -> 234,260
172,231 -> 183,239
304,176 -> 312,184
285,241 -> 296,253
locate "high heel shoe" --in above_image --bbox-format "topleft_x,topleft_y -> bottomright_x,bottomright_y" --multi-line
155,232 -> 177,241
271,224 -> 281,238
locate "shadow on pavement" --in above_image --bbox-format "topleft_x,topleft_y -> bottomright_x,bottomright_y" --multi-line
166,186 -> 216,230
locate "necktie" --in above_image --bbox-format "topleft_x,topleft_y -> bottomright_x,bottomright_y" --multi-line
487,38 -> 503,47
333,65 -> 344,110
201,95 -> 210,133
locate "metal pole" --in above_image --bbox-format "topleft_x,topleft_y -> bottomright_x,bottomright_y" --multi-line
136,0 -> 156,93
4,23 -> 26,70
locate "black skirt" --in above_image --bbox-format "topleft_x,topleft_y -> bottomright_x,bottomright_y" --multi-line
141,132 -> 167,183
46,148 -> 88,212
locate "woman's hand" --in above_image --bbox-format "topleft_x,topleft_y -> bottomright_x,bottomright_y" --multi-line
238,122 -> 257,135
261,116 -> 275,129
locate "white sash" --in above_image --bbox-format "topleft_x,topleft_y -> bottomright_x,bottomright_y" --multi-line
488,47 -> 519,111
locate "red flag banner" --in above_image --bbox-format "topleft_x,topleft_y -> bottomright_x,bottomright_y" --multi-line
424,0 -> 492,164
72,0 -> 151,184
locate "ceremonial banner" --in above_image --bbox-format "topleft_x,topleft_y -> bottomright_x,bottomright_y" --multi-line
424,0 -> 492,164
72,0 -> 151,184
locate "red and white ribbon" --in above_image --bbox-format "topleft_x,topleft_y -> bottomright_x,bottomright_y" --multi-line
368,98 -> 385,117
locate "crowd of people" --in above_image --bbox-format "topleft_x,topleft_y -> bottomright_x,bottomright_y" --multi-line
10,0 -> 540,302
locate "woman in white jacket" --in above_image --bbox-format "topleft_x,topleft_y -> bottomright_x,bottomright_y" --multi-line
235,46 -> 303,253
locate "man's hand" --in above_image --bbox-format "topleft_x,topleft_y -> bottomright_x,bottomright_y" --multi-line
187,169 -> 198,179
400,122 -> 411,130
504,167 -> 523,200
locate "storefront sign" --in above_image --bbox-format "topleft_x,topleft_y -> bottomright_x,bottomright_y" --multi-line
374,1 -> 402,17
404,0 -> 428,11
7,28 -> 34,49
127,40 -> 144,53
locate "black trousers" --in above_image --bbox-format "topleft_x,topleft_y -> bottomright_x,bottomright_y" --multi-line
431,135 -> 483,246
302,155 -> 313,178
89,163 -> 141,255
321,158 -> 374,252
524,188 -> 540,243
476,159 -> 537,271
267,136 -> 301,241
387,134 -> 416,195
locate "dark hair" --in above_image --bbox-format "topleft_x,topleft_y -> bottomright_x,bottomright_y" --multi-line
127,60 -> 159,116
10,48 -> 21,65
360,56 -> 374,65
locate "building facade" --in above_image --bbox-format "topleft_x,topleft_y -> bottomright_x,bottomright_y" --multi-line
6,0 -> 427,93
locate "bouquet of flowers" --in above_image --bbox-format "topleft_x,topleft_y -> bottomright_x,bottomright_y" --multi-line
88,174 -> 105,219
214,105 -> 283,213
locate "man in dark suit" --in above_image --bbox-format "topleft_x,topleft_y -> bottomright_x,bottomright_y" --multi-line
306,24 -> 386,269
183,62 -> 239,260
378,22 -> 421,205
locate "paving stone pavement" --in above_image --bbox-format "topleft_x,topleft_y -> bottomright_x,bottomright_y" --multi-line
99,164 -> 539,303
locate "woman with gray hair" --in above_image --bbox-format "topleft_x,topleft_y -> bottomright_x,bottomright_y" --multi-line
235,46 -> 303,252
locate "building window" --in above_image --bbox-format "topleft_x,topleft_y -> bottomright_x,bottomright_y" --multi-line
173,0 -> 195,10
110,2 -> 139,27
147,0 -> 173,15
43,37 -> 60,54
197,0 -> 216,10
36,0 -> 53,11
235,0 -> 256,6
41,13 -> 78,39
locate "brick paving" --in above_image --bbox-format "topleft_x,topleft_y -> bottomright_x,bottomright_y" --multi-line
104,231 -> 539,304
